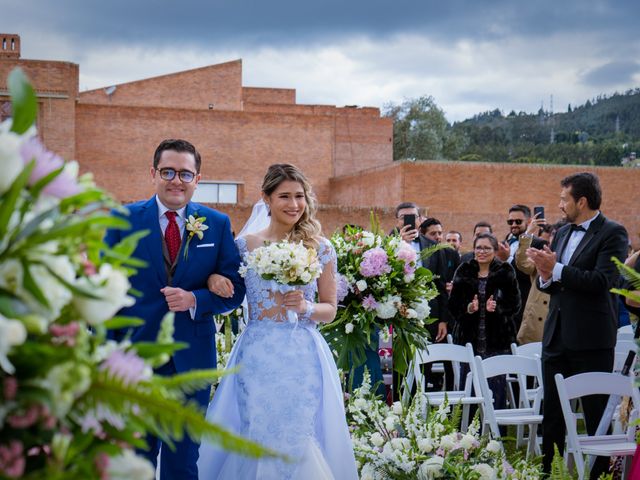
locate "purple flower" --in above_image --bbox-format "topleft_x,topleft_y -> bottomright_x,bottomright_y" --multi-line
336,273 -> 349,303
20,137 -> 81,198
359,247 -> 392,277
100,350 -> 151,386
362,294 -> 379,311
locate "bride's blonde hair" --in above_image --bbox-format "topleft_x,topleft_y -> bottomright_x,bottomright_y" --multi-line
262,164 -> 322,249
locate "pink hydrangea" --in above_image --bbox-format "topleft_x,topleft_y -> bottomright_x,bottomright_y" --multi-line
396,243 -> 418,275
100,350 -> 150,386
0,441 -> 25,479
20,137 -> 81,198
359,247 -> 391,277
336,274 -> 349,303
362,294 -> 379,311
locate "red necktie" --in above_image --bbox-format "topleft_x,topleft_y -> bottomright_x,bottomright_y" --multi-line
165,211 -> 181,264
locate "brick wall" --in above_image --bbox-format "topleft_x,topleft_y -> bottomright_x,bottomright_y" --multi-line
0,58 -> 78,159
242,87 -> 295,104
78,60 -> 243,111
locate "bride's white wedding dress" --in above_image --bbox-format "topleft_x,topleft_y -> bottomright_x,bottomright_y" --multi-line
197,237 -> 358,480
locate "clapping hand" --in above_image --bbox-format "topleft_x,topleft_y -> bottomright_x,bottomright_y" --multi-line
486,295 -> 497,312
526,245 -> 556,281
467,294 -> 479,314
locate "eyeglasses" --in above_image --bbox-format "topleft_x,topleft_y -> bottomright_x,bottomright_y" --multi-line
474,246 -> 494,252
156,168 -> 196,183
506,219 -> 523,226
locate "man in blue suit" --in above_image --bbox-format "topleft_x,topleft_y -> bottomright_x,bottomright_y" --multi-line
105,139 -> 245,480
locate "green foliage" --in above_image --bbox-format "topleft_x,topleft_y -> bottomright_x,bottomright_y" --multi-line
7,68 -> 37,134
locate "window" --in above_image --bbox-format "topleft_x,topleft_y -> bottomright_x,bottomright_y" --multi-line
192,182 -> 238,204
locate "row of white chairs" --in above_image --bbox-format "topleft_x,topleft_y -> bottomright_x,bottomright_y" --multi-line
404,337 -> 638,477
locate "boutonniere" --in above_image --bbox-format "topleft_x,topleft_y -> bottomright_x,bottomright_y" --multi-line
184,215 -> 208,260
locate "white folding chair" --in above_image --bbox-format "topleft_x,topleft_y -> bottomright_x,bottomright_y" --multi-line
554,371 -> 640,480
426,334 -> 459,390
617,325 -> 634,342
614,339 -> 637,372
509,342 -> 544,448
475,354 -> 543,458
405,342 -> 484,431
510,341 -> 542,358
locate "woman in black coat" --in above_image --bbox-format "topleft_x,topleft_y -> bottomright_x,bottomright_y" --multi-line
449,233 -> 521,408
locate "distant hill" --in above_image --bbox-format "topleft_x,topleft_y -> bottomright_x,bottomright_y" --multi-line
450,88 -> 640,166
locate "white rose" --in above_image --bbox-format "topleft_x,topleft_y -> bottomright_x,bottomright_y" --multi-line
0,314 -> 27,374
404,274 -> 415,283
439,433 -> 457,451
356,279 -> 368,292
345,322 -> 354,334
390,438 -> 405,451
108,450 -> 155,480
459,433 -> 476,450
0,126 -> 24,195
354,398 -> 367,410
383,415 -> 397,431
391,401 -> 403,415
471,463 -> 496,480
405,308 -> 418,319
361,231 -> 375,247
74,264 -> 135,325
370,432 -> 384,447
360,463 -> 376,480
0,259 -> 24,296
486,440 -> 502,454
417,437 -> 434,453
418,456 -> 444,480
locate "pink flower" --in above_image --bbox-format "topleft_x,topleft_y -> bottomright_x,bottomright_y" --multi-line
49,322 -> 80,347
362,294 -> 379,311
3,377 -> 18,401
7,404 -> 40,429
397,243 -> 418,274
0,441 -> 25,478
359,247 -> 391,277
95,452 -> 110,480
20,137 -> 81,198
100,349 -> 151,386
336,274 -> 349,303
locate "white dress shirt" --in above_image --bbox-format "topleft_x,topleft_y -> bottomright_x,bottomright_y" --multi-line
540,211 -> 600,287
155,196 -> 196,319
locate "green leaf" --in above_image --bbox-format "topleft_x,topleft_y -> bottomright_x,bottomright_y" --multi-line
21,259 -> 50,308
103,316 -> 145,330
41,262 -> 102,300
7,68 -> 37,134
154,368 -> 237,394
0,160 -> 35,239
131,342 -> 189,359
28,165 -> 65,199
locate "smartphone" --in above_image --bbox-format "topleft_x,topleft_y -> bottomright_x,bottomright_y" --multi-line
403,213 -> 416,230
533,205 -> 545,220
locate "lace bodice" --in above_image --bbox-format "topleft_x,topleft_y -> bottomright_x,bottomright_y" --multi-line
235,236 -> 337,326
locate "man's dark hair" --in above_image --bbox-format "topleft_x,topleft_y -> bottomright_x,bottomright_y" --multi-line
395,202 -> 420,218
509,204 -> 531,218
561,172 -> 602,210
153,139 -> 202,173
473,221 -> 493,234
420,217 -> 441,231
473,233 -> 499,251
447,230 -> 462,242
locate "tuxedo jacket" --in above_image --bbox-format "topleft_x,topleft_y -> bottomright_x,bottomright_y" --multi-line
104,197 -> 246,372
539,213 -> 628,351
417,234 -> 450,326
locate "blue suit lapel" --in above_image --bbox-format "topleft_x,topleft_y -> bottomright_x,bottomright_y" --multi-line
172,202 -> 200,286
140,197 -> 167,285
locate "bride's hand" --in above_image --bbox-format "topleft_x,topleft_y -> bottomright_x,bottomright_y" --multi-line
208,274 -> 235,298
283,290 -> 307,314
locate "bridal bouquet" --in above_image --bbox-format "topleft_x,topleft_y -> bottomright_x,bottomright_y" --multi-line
0,69 -> 271,479
320,224 -> 440,376
239,240 -> 322,286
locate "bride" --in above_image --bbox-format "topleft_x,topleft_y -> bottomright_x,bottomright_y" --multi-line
197,164 -> 358,480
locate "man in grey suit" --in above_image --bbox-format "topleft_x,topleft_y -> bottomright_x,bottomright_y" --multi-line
527,172 -> 628,477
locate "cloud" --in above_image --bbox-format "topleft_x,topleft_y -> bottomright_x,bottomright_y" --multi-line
3,0 -> 640,121
580,61 -> 640,88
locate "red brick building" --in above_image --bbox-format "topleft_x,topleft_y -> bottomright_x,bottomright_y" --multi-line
1,33 -> 638,247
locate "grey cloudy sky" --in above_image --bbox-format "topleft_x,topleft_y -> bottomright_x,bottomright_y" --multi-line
3,0 -> 639,121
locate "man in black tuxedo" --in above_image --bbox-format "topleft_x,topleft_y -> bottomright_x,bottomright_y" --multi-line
497,204 -> 547,335
527,172 -> 628,477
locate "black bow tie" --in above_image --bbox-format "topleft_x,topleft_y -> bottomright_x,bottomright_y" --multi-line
570,224 -> 586,233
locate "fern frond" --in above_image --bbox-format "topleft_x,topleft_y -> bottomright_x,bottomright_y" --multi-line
153,368 -> 237,394
87,377 -> 281,459
613,256 -> 640,290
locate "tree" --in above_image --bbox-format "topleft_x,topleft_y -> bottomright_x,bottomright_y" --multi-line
384,96 -> 465,160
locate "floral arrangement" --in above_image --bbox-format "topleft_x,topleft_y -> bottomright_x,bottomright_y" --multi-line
0,69 -> 271,479
348,372 -> 543,479
320,225 -> 439,375
239,240 -> 322,286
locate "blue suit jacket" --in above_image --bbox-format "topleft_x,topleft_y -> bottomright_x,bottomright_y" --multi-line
104,197 -> 245,372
